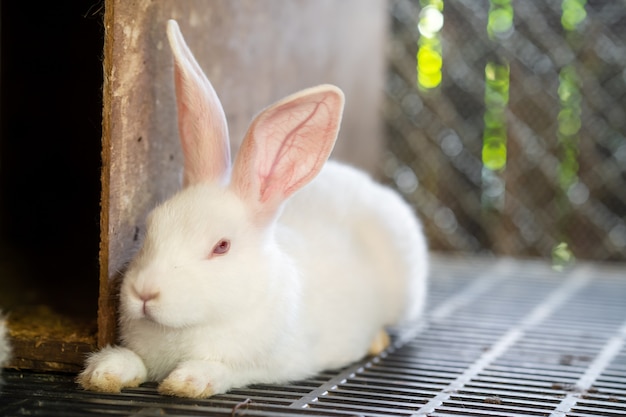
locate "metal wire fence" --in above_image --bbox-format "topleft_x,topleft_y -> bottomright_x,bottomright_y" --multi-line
383,0 -> 626,262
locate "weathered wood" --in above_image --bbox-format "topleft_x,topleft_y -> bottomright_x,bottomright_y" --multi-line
9,339 -> 95,373
6,306 -> 97,372
99,0 -> 387,346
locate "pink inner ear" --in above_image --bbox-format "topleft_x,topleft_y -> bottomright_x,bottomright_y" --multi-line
256,99 -> 336,201
231,85 -> 344,221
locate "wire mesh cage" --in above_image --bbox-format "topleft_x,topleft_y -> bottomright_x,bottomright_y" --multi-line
383,0 -> 626,263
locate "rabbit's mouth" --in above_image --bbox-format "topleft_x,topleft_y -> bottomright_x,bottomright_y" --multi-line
119,293 -> 164,326
136,311 -> 178,331
133,303 -> 201,330
141,307 -> 157,323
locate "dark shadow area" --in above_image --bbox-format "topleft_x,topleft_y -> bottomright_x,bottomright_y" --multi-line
0,2 -> 103,317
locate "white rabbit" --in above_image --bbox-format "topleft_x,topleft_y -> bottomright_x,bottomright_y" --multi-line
78,19 -> 427,398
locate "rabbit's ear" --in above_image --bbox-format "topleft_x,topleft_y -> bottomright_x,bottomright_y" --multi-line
167,20 -> 231,187
231,85 -> 344,223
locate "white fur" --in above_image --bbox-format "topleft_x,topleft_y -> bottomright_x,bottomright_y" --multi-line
77,346 -> 147,392
282,161 -> 428,369
78,19 -> 427,398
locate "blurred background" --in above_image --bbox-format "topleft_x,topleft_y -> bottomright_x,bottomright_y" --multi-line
382,0 -> 626,264
1,0 -> 624,315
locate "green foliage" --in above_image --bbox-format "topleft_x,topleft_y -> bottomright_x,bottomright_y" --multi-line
420,0 -> 443,10
557,65 -> 582,190
551,1 -> 587,265
487,0 -> 513,39
417,1 -> 444,90
562,0 -> 587,31
482,62 -> 510,171
417,41 -> 443,89
552,242 -> 576,271
481,1 -> 512,211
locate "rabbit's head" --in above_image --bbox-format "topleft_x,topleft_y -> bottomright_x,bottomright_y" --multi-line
119,20 -> 344,329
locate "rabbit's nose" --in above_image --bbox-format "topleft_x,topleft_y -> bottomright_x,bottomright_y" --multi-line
136,291 -> 160,317
131,285 -> 161,304
138,291 -> 159,302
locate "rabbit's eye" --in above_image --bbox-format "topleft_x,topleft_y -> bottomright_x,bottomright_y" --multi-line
211,239 -> 230,256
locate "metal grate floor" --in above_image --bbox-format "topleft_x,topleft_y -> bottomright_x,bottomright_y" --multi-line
1,256 -> 625,416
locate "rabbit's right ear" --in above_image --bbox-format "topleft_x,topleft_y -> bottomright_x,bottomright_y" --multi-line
167,20 -> 231,187
231,85 -> 344,224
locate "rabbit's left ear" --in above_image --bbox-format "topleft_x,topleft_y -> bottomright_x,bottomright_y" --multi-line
167,20 -> 231,187
231,85 -> 344,223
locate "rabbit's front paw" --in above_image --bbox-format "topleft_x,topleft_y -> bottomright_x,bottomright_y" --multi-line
158,360 -> 229,398
77,346 -> 147,392
367,329 -> 391,356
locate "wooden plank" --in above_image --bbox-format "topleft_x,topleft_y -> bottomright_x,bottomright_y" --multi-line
99,0 -> 388,346
6,306 -> 97,372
